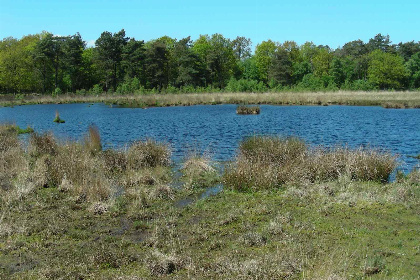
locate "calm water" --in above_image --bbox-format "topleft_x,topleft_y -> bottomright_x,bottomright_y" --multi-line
1,103 -> 419,171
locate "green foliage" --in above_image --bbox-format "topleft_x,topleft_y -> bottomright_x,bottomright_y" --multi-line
90,84 -> 102,95
0,124 -> 34,135
254,40 -> 277,82
405,52 -> 420,88
95,29 -> 129,91
145,40 -> 169,90
0,35 -> 40,93
350,79 -> 375,91
2,31 -> 420,94
226,78 -> 267,92
298,73 -> 324,91
312,48 -> 333,77
53,110 -> 65,123
368,50 -> 408,89
53,87 -> 62,96
269,48 -> 293,86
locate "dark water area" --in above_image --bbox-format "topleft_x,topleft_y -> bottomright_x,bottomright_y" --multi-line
1,103 -> 419,172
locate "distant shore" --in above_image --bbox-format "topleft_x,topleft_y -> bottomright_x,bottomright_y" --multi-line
1,90 -> 420,108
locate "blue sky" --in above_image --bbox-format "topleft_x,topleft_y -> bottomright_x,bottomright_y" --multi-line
1,0 -> 419,50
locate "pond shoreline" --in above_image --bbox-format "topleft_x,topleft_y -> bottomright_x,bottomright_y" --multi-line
1,90 -> 420,108
1,125 -> 419,279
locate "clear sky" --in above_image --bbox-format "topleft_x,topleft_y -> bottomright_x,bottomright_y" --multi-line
1,0 -> 420,50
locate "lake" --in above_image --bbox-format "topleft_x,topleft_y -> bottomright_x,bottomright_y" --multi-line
1,103 -> 419,171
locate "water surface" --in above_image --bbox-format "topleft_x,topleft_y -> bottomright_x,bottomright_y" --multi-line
1,103 -> 419,171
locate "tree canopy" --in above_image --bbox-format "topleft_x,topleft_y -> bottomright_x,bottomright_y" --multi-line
1,31 -> 420,94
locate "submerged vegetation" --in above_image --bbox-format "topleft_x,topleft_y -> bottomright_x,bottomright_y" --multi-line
0,124 -> 419,279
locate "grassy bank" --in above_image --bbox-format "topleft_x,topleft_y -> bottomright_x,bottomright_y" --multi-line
1,126 -> 419,279
1,90 -> 420,108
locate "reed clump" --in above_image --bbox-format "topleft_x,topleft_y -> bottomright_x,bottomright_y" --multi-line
84,125 -> 102,154
223,136 -> 397,191
236,105 -> 260,115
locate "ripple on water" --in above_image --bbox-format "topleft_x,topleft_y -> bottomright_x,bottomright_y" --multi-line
1,104 -> 419,171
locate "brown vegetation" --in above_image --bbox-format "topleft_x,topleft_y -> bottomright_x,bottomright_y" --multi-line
236,105 -> 260,114
224,136 -> 397,191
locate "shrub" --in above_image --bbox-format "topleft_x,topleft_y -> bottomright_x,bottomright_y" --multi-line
53,87 -> 62,96
298,74 -> 324,91
226,78 -> 268,93
44,142 -> 111,200
90,84 -> 102,95
0,124 -> 19,152
351,79 -> 375,91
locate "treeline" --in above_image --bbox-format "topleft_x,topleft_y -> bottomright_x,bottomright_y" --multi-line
1,30 -> 420,94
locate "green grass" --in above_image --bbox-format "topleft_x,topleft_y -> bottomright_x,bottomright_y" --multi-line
1,178 -> 418,279
0,124 -> 34,134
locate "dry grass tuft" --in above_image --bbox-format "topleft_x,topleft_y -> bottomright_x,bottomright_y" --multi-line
0,125 -> 28,194
224,136 -> 397,191
127,139 -> 171,169
181,152 -> 219,189
29,132 -> 58,157
1,124 -> 173,205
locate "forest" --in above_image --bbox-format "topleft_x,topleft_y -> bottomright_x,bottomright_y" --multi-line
1,30 -> 420,94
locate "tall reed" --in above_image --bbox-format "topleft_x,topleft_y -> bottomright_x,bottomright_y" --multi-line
84,125 -> 102,154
